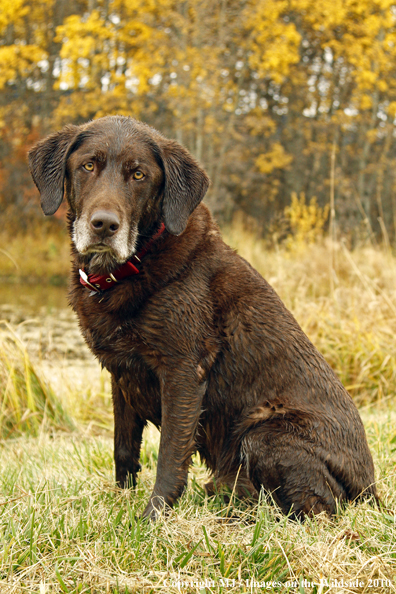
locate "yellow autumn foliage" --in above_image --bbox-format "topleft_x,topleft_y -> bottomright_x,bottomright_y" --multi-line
255,143 -> 294,175
0,45 -> 46,90
284,192 -> 330,250
1,0 -> 396,240
245,0 -> 301,84
0,0 -> 27,32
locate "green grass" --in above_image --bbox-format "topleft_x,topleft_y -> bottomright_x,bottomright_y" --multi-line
0,416 -> 395,593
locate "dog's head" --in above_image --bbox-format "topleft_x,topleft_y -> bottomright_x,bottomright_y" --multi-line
28,116 -> 209,273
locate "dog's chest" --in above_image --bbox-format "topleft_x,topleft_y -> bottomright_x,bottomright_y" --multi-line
115,364 -> 162,424
78,308 -> 143,366
77,306 -> 163,422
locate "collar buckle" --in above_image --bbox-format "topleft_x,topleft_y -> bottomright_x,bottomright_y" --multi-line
79,269 -> 101,293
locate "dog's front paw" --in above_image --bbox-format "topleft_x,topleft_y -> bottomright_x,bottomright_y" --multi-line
116,462 -> 141,489
141,495 -> 167,522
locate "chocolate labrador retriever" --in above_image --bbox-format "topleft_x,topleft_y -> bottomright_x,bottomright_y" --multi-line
28,116 -> 377,520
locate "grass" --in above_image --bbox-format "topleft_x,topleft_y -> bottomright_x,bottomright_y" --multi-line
0,325 -> 74,438
0,419 -> 395,593
0,227 -> 69,285
2,222 -> 395,404
1,225 -> 396,592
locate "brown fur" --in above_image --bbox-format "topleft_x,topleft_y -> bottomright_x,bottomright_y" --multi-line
28,116 -> 377,520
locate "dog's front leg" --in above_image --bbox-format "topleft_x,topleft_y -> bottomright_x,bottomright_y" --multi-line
142,369 -> 206,520
112,377 -> 145,488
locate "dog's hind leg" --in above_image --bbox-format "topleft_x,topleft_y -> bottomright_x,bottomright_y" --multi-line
241,424 -> 347,519
204,468 -> 258,501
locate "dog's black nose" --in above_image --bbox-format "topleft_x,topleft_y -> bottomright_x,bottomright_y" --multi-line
90,210 -> 120,237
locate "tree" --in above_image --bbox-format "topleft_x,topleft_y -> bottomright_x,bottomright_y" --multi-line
2,0 -> 396,242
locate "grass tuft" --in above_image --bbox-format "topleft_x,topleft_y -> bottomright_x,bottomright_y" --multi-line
0,324 -> 75,438
0,428 -> 395,593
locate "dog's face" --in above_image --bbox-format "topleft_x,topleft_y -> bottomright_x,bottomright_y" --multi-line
66,120 -> 165,273
28,116 -> 209,273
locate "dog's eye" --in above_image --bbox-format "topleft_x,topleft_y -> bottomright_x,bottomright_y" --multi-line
132,171 -> 145,180
83,162 -> 94,172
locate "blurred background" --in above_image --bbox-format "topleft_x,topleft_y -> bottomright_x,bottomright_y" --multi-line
2,0 -> 396,243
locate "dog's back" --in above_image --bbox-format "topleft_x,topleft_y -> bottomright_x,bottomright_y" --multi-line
202,238 -> 376,514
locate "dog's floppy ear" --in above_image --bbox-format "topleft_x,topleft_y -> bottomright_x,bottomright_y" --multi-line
159,140 -> 210,236
28,124 -> 79,215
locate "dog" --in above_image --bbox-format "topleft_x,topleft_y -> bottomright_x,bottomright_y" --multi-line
28,116 -> 377,520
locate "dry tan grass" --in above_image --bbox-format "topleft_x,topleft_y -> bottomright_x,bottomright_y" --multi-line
0,229 -> 69,284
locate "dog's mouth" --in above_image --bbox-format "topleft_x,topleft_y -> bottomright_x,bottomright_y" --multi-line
73,218 -> 138,274
84,249 -> 128,275
83,243 -> 115,255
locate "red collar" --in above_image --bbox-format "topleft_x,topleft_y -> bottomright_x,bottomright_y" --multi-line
79,222 -> 166,293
